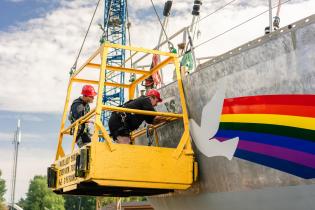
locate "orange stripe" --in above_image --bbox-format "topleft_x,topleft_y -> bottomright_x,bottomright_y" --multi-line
223,95 -> 315,106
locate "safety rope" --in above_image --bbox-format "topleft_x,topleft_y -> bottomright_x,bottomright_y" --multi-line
193,0 -> 291,50
150,0 -> 174,52
273,0 -> 281,30
276,0 -> 282,16
70,0 -> 102,76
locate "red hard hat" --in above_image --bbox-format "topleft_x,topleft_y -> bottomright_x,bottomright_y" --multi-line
146,89 -> 162,102
81,85 -> 97,97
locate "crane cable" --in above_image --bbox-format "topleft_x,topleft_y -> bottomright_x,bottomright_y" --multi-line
150,0 -> 174,52
193,0 -> 291,50
70,0 -> 102,76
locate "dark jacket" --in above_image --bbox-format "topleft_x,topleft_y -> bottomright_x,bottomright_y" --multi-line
69,97 -> 90,123
69,97 -> 91,144
108,96 -> 155,137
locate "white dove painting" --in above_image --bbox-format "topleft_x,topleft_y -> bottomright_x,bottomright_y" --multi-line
189,84 -> 239,160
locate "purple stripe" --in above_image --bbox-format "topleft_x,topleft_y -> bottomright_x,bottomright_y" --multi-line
238,140 -> 315,168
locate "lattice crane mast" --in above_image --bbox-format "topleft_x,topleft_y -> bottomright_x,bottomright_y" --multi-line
100,0 -> 127,129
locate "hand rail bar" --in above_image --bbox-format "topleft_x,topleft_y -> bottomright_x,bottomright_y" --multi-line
131,117 -> 177,139
86,63 -> 151,75
102,105 -> 183,118
61,108 -> 96,134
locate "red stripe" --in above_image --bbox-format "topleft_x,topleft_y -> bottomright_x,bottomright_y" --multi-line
223,95 -> 315,107
222,104 -> 315,117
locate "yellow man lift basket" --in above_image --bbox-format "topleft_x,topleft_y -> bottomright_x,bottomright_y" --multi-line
47,43 -> 198,197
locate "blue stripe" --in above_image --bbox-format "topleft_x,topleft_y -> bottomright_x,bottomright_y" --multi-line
235,149 -> 315,179
216,130 -> 315,155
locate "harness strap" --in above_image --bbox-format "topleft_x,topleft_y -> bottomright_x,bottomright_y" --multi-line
146,125 -> 154,146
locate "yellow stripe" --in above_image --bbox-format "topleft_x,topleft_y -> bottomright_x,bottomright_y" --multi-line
221,114 -> 315,131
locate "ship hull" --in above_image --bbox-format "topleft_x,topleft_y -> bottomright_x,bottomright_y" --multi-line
143,14 -> 315,210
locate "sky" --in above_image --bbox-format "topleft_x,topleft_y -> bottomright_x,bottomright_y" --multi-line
0,0 -> 314,203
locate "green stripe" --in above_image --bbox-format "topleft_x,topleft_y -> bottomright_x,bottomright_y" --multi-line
219,122 -> 315,142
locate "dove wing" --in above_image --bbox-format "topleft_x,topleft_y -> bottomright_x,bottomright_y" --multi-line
200,85 -> 226,139
190,119 -> 214,156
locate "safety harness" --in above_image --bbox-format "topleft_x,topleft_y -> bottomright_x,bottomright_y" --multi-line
111,99 -> 134,139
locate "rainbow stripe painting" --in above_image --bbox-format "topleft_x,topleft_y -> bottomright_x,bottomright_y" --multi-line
215,95 -> 315,179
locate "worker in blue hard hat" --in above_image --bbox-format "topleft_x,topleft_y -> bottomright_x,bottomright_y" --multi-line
68,85 -> 97,147
108,89 -> 166,144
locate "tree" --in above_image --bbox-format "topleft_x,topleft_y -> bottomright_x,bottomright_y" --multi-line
64,195 -> 147,209
23,175 -> 64,210
17,198 -> 26,209
0,170 -> 7,210
64,195 -> 96,210
100,196 -> 147,208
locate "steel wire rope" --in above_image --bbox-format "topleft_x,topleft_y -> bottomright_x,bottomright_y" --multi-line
186,0 -> 238,52
150,0 -> 174,51
71,0 -> 102,74
193,0 -> 291,50
129,0 -> 239,64
191,0 -> 238,28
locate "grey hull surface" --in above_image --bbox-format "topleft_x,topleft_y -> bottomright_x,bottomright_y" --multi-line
139,14 -> 315,210
150,184 -> 315,210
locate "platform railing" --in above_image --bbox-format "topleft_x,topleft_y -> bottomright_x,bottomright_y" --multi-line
55,42 -> 192,161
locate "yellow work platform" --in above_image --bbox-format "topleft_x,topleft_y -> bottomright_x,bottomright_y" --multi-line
48,43 -> 197,197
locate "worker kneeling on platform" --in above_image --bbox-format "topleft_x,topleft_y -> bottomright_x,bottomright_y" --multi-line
109,89 -> 165,144
69,85 -> 97,147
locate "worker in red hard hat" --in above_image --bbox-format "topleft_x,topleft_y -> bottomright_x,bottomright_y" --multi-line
68,85 -> 97,147
108,89 -> 165,144
146,89 -> 163,103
